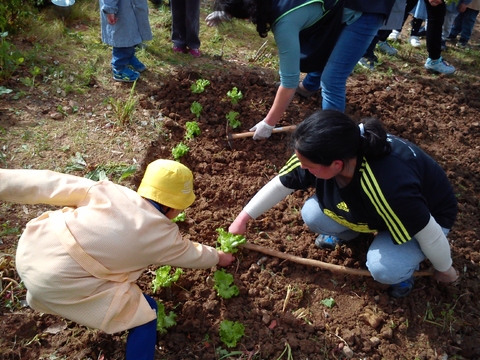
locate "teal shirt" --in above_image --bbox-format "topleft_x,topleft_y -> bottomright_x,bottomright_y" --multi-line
272,6 -> 361,88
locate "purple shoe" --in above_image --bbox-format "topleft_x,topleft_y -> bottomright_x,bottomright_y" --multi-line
173,46 -> 188,54
189,49 -> 201,58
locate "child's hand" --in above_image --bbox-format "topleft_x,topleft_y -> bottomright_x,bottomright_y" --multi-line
107,13 -> 117,25
217,251 -> 235,267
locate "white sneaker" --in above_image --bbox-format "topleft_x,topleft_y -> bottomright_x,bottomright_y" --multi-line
388,30 -> 400,41
409,36 -> 422,47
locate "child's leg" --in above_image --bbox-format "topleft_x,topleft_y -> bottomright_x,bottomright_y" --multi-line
459,8 -> 480,43
442,11 -> 457,40
126,294 -> 158,360
112,46 -> 136,71
449,11 -> 464,38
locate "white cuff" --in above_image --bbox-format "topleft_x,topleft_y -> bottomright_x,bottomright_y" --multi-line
244,176 -> 294,219
415,215 -> 453,272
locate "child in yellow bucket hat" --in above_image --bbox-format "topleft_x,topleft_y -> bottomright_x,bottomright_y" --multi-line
0,159 -> 234,360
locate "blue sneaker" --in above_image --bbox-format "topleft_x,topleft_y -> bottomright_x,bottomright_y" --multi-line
112,67 -> 140,83
424,57 -> 455,75
129,56 -> 146,72
315,234 -> 342,250
388,276 -> 414,298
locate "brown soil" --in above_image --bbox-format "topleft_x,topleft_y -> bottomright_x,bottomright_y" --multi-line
1,22 -> 480,360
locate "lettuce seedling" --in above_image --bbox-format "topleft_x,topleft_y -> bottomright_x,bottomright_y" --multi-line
172,142 -> 190,161
219,320 -> 245,348
216,228 -> 246,254
226,111 -> 241,129
227,87 -> 243,105
152,265 -> 183,293
171,212 -> 186,223
213,269 -> 239,299
190,101 -> 203,118
185,121 -> 201,140
156,301 -> 177,334
191,79 -> 210,93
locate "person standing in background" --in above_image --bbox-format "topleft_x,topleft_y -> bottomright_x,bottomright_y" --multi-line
206,0 -> 396,140
423,0 -> 456,74
100,0 -> 152,82
171,0 -> 202,57
447,0 -> 479,47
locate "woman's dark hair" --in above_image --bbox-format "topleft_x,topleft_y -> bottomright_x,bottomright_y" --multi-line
214,0 -> 273,37
292,109 -> 391,165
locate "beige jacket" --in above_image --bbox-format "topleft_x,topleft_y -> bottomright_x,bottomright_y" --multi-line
0,169 -> 219,334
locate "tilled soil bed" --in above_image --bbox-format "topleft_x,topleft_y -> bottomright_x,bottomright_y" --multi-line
1,60 -> 480,359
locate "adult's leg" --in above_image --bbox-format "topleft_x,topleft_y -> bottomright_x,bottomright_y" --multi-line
366,228 -> 450,284
126,294 -> 158,360
365,231 -> 425,284
424,0 -> 446,60
319,12 -> 385,111
301,195 -> 359,241
171,0 -> 187,48
185,0 -> 200,49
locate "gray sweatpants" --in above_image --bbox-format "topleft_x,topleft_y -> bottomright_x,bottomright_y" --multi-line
301,194 -> 449,284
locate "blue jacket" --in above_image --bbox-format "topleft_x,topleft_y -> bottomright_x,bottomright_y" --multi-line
100,0 -> 153,48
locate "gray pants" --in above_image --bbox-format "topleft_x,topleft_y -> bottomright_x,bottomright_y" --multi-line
301,195 -> 449,284
171,0 -> 200,49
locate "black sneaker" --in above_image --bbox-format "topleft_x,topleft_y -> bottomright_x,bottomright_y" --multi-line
417,27 -> 427,37
387,276 -> 414,298
315,234 -> 342,250
456,41 -> 467,48
295,81 -> 317,98
357,57 -> 376,70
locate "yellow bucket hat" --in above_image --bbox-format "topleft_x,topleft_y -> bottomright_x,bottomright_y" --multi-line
137,159 -> 195,210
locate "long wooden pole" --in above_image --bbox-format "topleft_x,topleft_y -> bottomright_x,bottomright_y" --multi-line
241,242 -> 434,277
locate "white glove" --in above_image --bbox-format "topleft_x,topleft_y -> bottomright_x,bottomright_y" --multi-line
250,119 -> 275,140
205,11 -> 231,27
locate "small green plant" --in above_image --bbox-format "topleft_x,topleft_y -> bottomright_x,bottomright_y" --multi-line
227,87 -> 243,104
171,212 -> 186,223
320,297 -> 335,308
0,86 -> 13,95
156,301 -> 177,334
19,66 -> 41,88
172,142 -> 190,161
190,101 -> 203,118
213,269 -> 239,299
0,32 -> 24,80
185,121 -> 201,140
219,320 -> 245,348
216,228 -> 246,253
108,82 -> 138,125
0,221 -> 20,237
226,111 -> 241,129
152,265 -> 183,293
191,79 -> 210,93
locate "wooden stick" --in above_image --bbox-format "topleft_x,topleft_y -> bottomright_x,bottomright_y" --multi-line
227,125 -> 297,140
241,242 -> 434,277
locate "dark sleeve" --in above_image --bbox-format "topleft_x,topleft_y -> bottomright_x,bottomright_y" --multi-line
277,154 -> 316,190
